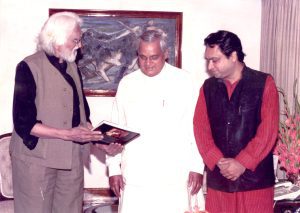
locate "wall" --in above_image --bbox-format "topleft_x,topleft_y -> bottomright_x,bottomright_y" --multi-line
0,0 -> 261,187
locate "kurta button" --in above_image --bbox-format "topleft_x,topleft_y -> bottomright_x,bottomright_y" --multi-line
63,88 -> 67,91
63,121 -> 67,125
227,122 -> 231,125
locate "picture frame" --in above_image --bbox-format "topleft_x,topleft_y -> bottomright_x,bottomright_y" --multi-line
49,9 -> 182,96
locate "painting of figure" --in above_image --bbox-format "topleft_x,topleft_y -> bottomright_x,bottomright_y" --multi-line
49,9 -> 182,96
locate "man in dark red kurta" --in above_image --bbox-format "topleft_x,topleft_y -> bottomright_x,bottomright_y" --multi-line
193,30 -> 279,213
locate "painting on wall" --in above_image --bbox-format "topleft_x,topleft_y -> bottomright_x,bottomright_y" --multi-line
49,9 -> 182,96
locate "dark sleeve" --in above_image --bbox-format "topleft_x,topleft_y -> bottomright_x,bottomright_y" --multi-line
76,67 -> 91,123
13,61 -> 40,149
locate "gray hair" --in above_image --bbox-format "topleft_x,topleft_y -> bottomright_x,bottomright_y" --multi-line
139,29 -> 168,52
37,12 -> 82,55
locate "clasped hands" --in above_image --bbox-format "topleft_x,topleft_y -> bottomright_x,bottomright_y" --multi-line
217,158 -> 246,181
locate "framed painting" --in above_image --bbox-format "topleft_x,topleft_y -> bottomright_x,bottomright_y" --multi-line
49,9 -> 182,96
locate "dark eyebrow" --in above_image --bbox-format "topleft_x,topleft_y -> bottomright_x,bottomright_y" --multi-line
206,57 -> 219,61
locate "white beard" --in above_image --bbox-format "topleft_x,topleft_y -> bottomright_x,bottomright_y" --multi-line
61,48 -> 77,62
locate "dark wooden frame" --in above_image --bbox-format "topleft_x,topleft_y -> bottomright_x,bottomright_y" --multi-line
49,9 -> 182,96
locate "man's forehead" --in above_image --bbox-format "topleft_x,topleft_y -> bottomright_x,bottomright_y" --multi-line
205,46 -> 223,57
205,44 -> 220,51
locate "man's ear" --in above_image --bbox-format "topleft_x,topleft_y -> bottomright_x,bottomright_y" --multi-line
230,51 -> 238,62
164,49 -> 169,60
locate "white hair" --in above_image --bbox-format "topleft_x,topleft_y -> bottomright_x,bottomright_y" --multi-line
139,29 -> 168,52
37,12 -> 82,55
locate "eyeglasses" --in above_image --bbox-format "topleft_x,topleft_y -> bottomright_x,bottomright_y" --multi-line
138,54 -> 161,62
73,38 -> 81,46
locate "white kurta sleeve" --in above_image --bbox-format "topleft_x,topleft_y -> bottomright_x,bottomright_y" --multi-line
106,153 -> 122,176
106,97 -> 125,177
188,136 -> 205,174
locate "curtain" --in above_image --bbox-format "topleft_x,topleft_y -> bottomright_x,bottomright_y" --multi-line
260,0 -> 300,179
260,0 -> 300,108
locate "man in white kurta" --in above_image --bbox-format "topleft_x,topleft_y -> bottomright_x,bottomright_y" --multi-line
107,30 -> 205,213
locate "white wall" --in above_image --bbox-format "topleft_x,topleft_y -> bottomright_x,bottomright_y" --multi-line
0,0 -> 261,187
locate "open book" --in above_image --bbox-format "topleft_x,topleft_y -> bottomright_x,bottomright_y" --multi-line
92,120 -> 140,145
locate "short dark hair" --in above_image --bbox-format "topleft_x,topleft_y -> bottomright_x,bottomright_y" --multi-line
204,30 -> 246,62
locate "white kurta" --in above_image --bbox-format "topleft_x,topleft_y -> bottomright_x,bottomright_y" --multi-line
107,63 -> 205,213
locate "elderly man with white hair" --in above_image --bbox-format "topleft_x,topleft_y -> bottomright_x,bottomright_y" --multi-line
10,12 -> 122,213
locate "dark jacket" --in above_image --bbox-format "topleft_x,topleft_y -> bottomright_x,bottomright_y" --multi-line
203,66 -> 275,192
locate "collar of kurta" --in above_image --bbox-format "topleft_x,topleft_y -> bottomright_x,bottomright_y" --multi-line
140,62 -> 169,80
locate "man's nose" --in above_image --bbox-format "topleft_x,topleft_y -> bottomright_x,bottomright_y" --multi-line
77,41 -> 82,48
207,60 -> 213,70
145,58 -> 152,65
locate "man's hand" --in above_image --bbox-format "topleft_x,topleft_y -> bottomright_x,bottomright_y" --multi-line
217,158 -> 229,170
188,171 -> 203,195
218,158 -> 246,181
109,175 -> 124,197
86,122 -> 94,130
64,126 -> 103,143
95,143 -> 123,156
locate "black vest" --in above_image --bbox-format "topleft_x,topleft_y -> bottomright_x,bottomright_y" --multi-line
203,67 -> 275,192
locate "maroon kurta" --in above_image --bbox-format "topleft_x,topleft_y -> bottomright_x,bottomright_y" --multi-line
194,76 -> 279,213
